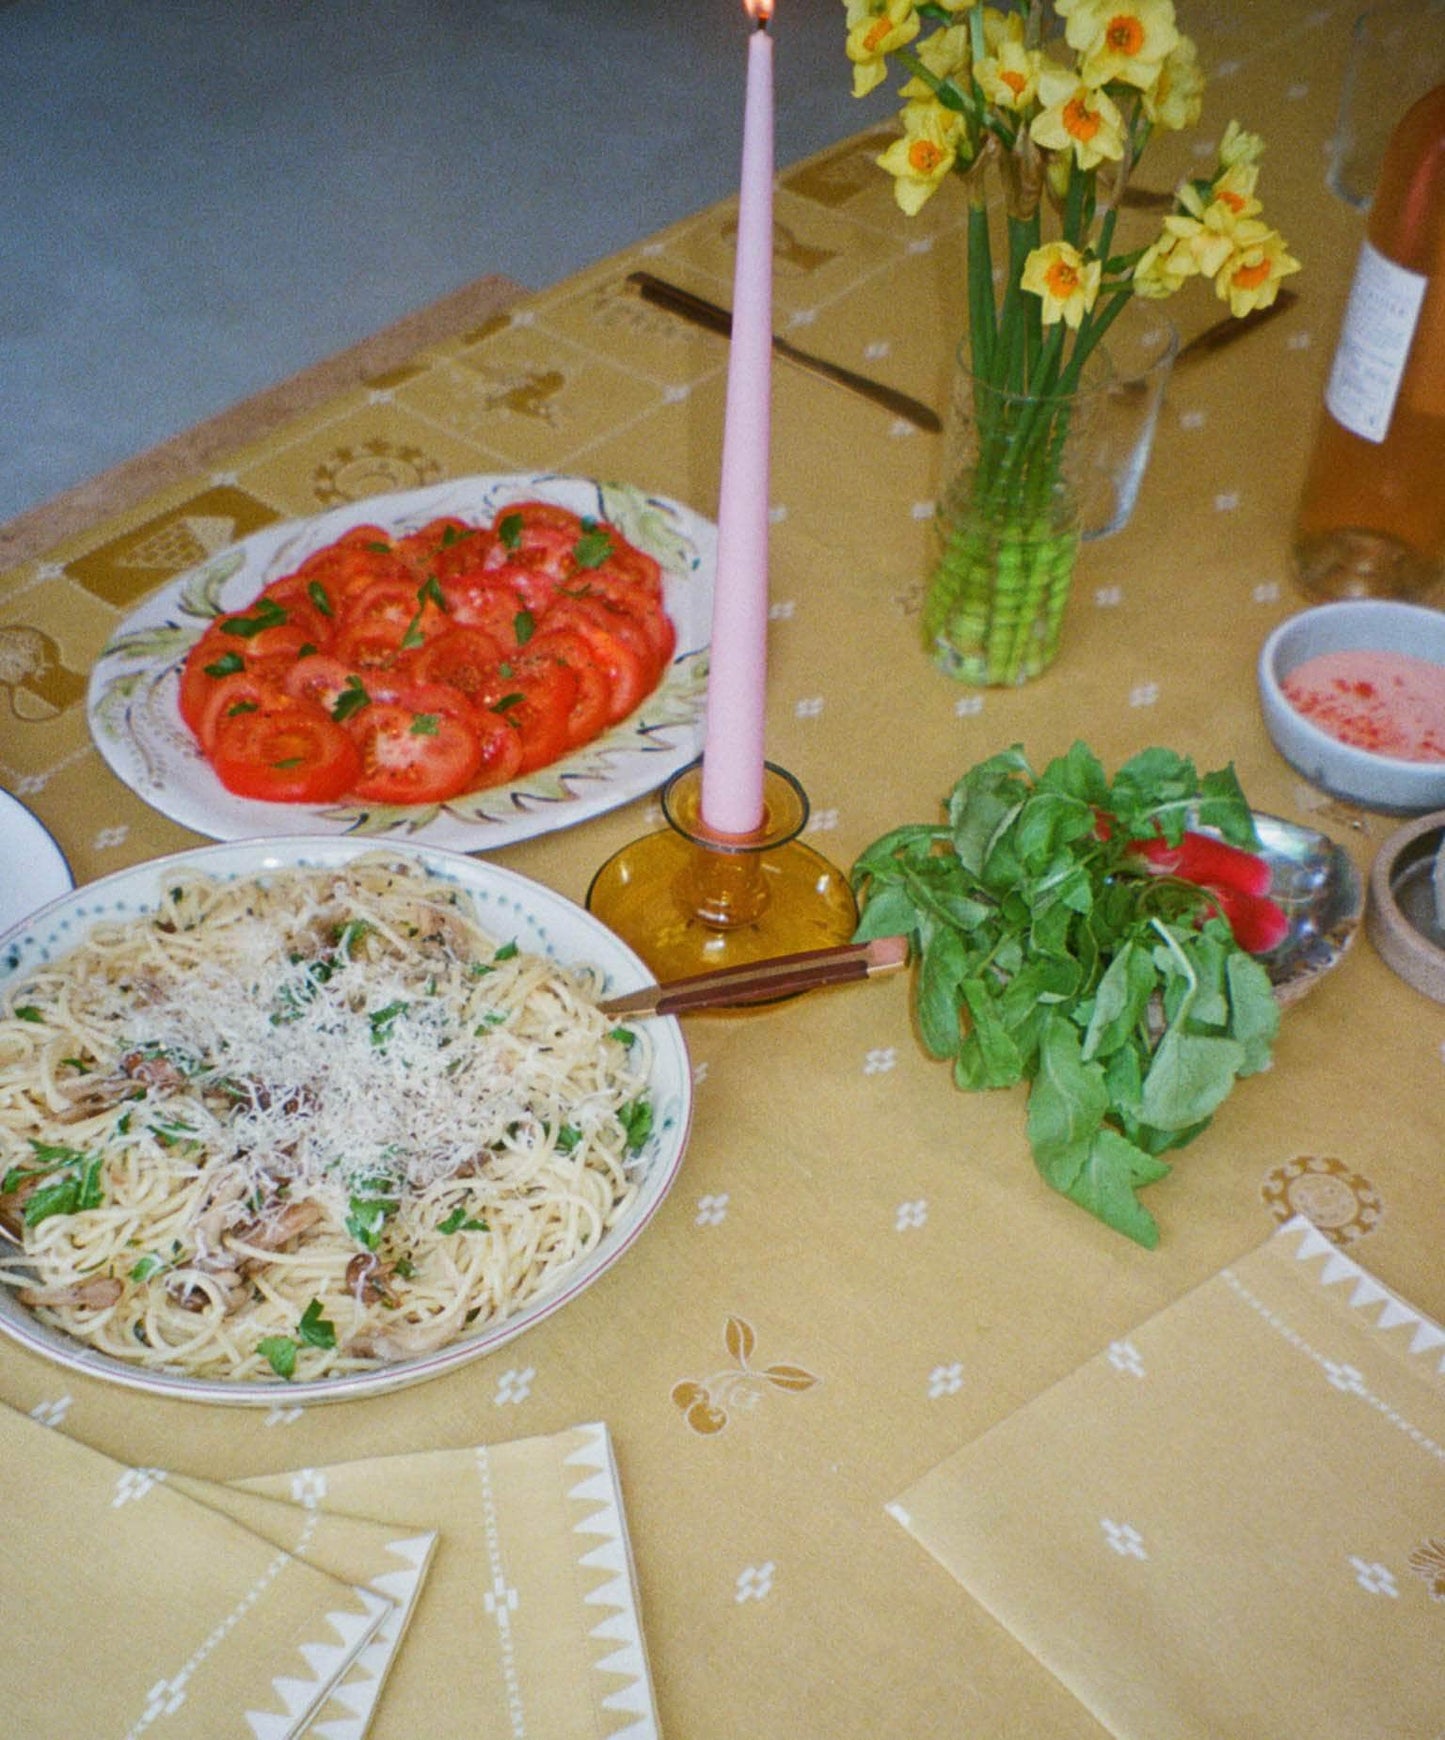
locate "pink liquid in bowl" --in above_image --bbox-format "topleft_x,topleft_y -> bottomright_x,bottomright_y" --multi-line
1281,649 -> 1445,762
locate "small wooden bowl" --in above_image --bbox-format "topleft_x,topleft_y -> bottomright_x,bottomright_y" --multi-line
1365,809 -> 1445,1004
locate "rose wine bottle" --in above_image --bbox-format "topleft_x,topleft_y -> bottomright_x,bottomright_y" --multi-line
1293,84 -> 1445,601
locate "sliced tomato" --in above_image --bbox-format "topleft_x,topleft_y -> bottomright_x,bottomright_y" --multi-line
523,629 -> 613,746
476,658 -> 579,774
178,632 -> 252,734
564,575 -> 675,667
543,598 -> 655,722
194,670 -> 299,755
209,615 -> 319,663
407,627 -> 507,706
434,577 -> 532,649
594,539 -> 663,598
343,702 -> 483,805
282,654 -> 369,721
291,531 -> 413,603
210,702 -> 361,803
365,672 -> 484,727
330,578 -> 450,670
396,517 -> 490,580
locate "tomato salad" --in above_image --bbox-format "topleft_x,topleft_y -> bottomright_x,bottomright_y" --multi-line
176,502 -> 678,806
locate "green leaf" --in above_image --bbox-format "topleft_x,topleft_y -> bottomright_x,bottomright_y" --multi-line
297,1299 -> 337,1349
331,675 -> 371,722
573,529 -> 614,569
1138,1028 -> 1246,1131
497,511 -> 523,550
258,1336 -> 298,1378
618,1096 -> 653,1152
439,1206 -> 489,1234
917,926 -> 969,1058
1026,1016 -> 1108,1181
1057,1127 -> 1170,1249
1225,951 -> 1280,1074
959,978 -> 1024,1087
1082,940 -> 1155,1060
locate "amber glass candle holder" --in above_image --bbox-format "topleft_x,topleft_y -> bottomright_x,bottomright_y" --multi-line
585,760 -> 858,998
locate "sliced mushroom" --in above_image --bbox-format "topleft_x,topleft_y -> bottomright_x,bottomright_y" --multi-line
230,1198 -> 325,1254
17,1276 -> 123,1310
346,1251 -> 400,1307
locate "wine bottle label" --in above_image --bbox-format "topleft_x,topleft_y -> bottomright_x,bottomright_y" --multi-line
1324,240 -> 1428,443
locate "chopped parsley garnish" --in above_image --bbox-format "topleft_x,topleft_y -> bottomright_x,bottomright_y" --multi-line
573,528 -> 614,569
331,674 -> 371,722
493,941 -> 518,963
13,1006 -> 43,1023
222,596 -> 288,638
514,608 -> 535,645
409,713 -> 440,737
497,511 -> 523,551
4,1139 -> 105,1226
368,1000 -> 409,1046
438,1206 -> 489,1234
298,1299 -> 337,1348
618,1097 -> 653,1153
306,579 -> 334,617
202,650 -> 246,679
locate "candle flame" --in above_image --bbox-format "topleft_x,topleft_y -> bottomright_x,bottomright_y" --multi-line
745,0 -> 774,21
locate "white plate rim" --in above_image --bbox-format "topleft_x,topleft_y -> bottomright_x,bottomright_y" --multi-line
0,836 -> 692,1406
86,473 -> 715,849
0,790 -> 74,934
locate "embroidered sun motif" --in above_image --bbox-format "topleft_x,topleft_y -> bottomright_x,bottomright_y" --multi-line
1260,1155 -> 1384,1245
1408,1538 -> 1445,1601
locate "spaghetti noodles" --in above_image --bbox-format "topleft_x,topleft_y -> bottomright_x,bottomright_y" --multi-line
0,855 -> 653,1382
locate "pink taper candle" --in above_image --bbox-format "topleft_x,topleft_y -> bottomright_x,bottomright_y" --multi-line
700,0 -> 775,837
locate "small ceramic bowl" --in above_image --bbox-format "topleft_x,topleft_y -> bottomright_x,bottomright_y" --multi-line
1365,808 -> 1445,1004
1257,601 -> 1445,814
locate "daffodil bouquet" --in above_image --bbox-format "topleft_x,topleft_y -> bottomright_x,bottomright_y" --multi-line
844,0 -> 1299,684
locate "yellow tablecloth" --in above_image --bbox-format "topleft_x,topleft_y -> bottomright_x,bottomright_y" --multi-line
2,4 -> 1442,1734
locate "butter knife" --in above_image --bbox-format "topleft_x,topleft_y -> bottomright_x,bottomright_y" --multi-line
625,270 -> 943,433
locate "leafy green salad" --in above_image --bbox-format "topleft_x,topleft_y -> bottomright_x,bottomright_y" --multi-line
851,743 -> 1284,1247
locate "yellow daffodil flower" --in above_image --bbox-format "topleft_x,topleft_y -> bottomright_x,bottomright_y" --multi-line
877,100 -> 966,214
1058,0 -> 1179,92
1216,228 -> 1301,316
1030,65 -> 1125,170
900,24 -> 972,101
1132,231 -> 1197,298
846,0 -> 921,99
1170,180 -> 1268,275
1021,240 -> 1102,327
977,37 -> 1044,110
1219,119 -> 1266,168
1141,34 -> 1205,130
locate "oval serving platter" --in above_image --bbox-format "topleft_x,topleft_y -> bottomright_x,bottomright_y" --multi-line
86,473 -> 715,851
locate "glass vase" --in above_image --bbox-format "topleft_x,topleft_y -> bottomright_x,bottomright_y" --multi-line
923,339 -> 1110,687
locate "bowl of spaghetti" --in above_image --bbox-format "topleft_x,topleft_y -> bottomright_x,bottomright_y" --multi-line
0,840 -> 692,1405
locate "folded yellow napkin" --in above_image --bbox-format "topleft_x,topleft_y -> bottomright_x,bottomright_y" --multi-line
890,1217 -> 1445,1739
237,1421 -> 659,1740
0,1401 -> 390,1738
169,1475 -> 438,1739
